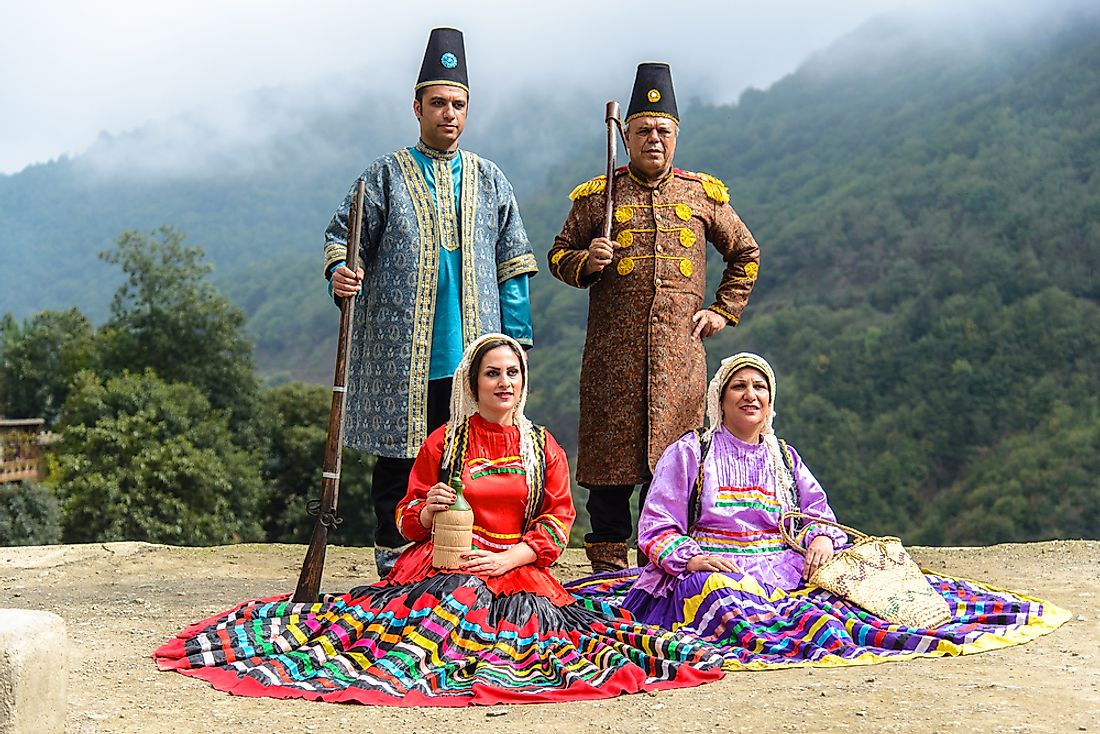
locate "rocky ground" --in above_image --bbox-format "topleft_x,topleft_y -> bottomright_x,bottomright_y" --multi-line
1,540 -> 1097,734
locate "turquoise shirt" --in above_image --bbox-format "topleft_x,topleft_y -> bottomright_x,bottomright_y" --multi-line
408,145 -> 465,379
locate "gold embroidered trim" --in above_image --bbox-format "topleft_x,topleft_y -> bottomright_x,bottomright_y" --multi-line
394,149 -> 439,454
614,203 -> 692,224
459,151 -> 481,343
624,110 -> 680,124
708,304 -> 738,323
613,254 -> 696,278
697,172 -> 730,204
573,251 -> 590,285
497,253 -> 538,284
616,226 -> 695,248
415,140 -> 458,160
627,167 -> 675,188
744,262 -> 759,280
550,249 -> 566,266
569,176 -> 607,201
324,241 -> 348,275
435,158 -> 460,253
414,79 -> 470,93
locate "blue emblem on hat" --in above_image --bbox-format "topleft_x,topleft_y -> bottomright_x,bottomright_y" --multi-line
441,52 -> 458,69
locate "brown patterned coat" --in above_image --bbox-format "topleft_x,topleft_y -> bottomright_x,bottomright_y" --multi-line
548,166 -> 760,485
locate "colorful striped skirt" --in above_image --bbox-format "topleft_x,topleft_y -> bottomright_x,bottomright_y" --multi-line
155,573 -> 723,705
567,568 -> 1070,670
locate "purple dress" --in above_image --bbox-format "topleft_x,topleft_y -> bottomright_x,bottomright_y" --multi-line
566,427 -> 1069,670
626,427 -> 845,612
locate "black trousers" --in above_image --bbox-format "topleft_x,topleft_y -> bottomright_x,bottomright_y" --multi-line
371,377 -> 452,548
582,478 -> 652,544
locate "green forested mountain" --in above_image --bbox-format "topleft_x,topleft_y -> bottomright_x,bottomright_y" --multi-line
2,9 -> 1098,544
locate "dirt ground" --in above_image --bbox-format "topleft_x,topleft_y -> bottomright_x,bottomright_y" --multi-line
1,540 -> 1097,734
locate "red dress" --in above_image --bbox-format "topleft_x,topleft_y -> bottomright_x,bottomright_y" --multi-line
387,413 -> 575,604
155,415 -> 722,706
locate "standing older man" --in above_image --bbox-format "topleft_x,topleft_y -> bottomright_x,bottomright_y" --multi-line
324,28 -> 537,576
547,63 -> 760,573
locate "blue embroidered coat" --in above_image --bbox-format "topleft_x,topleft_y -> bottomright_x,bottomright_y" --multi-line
323,147 -> 537,458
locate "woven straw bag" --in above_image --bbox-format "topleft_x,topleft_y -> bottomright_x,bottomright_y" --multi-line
779,511 -> 952,629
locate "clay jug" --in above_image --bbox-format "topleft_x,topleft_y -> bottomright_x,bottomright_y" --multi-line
432,475 -> 474,569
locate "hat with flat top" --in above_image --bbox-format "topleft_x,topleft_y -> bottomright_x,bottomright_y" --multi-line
625,62 -> 678,124
416,27 -> 468,93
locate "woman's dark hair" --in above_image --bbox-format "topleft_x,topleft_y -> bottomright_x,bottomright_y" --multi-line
468,339 -> 525,399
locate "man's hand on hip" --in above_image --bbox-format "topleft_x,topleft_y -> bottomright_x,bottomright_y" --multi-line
691,309 -> 728,339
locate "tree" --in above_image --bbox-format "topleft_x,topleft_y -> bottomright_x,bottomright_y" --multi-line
0,308 -> 94,424
257,382 -> 375,544
95,227 -> 259,437
54,370 -> 266,545
0,482 -> 62,546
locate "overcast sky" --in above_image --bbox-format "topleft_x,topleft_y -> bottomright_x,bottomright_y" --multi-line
1,0 -> 1074,175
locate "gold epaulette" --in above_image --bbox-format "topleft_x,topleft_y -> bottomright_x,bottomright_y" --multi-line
569,175 -> 607,201
678,170 -> 730,204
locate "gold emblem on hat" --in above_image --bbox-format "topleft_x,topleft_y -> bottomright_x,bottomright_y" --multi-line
647,89 -> 661,103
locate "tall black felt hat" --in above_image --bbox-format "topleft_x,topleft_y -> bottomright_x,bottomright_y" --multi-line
415,27 -> 469,93
625,62 -> 678,124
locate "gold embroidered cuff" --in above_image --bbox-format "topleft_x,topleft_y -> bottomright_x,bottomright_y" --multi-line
324,244 -> 348,276
708,304 -> 739,324
497,253 -> 538,283
572,251 -> 592,287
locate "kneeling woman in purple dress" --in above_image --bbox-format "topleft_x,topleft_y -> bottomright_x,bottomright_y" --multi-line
570,352 -> 1069,670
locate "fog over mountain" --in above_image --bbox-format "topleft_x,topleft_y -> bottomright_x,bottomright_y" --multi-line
3,0 -> 1079,176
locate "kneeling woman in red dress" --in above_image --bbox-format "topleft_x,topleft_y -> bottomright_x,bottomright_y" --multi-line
155,333 -> 722,706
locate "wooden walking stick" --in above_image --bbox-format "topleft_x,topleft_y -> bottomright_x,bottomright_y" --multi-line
602,100 -> 622,239
293,180 -> 365,603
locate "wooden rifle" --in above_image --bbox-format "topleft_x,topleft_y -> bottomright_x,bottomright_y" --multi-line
293,180 -> 365,602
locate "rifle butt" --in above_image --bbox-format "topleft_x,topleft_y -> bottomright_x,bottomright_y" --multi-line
293,519 -> 330,602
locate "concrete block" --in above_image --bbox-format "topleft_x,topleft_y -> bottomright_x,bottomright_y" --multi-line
0,609 -> 66,734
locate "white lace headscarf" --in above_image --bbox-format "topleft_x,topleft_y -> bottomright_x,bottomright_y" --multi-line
441,333 -> 538,484
704,352 -> 798,512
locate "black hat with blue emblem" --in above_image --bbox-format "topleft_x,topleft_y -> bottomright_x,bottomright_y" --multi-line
625,62 -> 678,124
415,27 -> 468,93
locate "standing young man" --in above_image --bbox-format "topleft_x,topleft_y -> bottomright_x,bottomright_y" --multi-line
324,28 -> 537,576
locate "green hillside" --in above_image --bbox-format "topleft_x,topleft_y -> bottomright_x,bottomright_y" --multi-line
2,9 -> 1098,544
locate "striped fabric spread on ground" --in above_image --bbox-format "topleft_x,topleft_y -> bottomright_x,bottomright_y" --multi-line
155,573 -> 724,705
566,569 -> 1070,671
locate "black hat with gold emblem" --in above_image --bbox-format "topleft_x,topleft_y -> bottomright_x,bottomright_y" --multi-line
625,62 -> 678,124
415,27 -> 469,93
